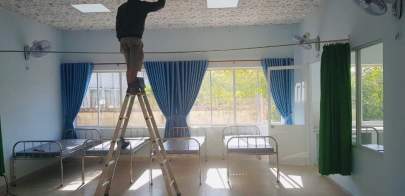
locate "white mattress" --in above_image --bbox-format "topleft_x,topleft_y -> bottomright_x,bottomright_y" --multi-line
163,136 -> 205,154
85,137 -> 149,156
15,139 -> 90,158
224,135 -> 275,154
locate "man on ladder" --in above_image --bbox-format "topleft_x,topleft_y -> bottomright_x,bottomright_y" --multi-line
117,0 -> 165,94
94,0 -> 181,195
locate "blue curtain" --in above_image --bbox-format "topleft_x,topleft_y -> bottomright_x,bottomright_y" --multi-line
61,63 -> 93,138
261,58 -> 294,125
145,60 -> 208,138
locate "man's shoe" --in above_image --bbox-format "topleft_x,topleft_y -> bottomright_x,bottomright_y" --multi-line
126,77 -> 145,95
121,139 -> 130,149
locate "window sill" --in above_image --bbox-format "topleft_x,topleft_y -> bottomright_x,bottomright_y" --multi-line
359,144 -> 384,154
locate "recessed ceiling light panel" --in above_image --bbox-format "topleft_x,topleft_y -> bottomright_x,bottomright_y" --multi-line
72,4 -> 111,13
207,0 -> 239,8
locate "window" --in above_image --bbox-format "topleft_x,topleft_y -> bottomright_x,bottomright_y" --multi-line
189,67 -> 282,126
353,42 -> 384,151
77,67 -> 286,128
76,70 -> 165,128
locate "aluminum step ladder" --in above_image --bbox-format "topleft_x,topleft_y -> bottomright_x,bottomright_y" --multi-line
94,77 -> 181,196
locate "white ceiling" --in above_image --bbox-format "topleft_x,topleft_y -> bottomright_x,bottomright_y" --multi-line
0,0 -> 320,30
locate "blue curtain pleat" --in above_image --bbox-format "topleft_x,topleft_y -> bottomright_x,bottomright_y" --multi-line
145,60 -> 208,138
61,63 -> 93,138
261,58 -> 294,125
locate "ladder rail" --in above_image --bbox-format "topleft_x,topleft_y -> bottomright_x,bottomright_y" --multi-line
137,93 -> 181,196
95,95 -> 136,196
94,78 -> 181,196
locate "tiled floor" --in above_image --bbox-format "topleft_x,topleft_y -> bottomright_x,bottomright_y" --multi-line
8,155 -> 349,196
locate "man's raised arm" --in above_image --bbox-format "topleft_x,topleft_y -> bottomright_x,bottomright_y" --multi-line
143,0 -> 166,12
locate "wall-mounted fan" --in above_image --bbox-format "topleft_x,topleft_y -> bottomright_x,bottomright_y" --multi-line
353,0 -> 402,19
24,40 -> 52,61
293,33 -> 321,52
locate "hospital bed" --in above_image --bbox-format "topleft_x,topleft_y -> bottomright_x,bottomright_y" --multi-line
82,128 -> 151,184
11,128 -> 102,187
162,127 -> 207,185
222,125 -> 280,183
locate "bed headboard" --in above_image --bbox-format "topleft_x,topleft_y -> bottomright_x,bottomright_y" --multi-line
222,125 -> 261,138
65,128 -> 102,140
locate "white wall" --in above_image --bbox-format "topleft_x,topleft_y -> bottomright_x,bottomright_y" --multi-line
61,25 -> 297,64
296,0 -> 405,195
0,8 -> 63,182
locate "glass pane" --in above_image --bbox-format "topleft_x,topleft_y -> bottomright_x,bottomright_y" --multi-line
76,73 -> 98,126
361,43 -> 383,123
189,71 -> 211,125
292,68 -> 305,125
99,73 -> 121,127
360,43 -> 384,149
211,69 -> 234,125
235,68 -> 258,124
351,51 -> 357,144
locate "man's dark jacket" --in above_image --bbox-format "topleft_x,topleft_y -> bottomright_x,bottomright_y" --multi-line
116,0 -> 165,40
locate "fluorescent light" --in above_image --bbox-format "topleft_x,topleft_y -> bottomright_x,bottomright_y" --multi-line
207,0 -> 239,8
72,4 -> 110,13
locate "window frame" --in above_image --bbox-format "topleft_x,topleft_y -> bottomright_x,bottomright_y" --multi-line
188,66 -> 282,126
352,40 -> 384,151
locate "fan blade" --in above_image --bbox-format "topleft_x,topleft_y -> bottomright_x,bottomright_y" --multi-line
30,40 -> 51,58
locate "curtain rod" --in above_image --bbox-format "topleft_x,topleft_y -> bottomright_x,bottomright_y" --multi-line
94,59 -> 263,65
0,38 -> 349,55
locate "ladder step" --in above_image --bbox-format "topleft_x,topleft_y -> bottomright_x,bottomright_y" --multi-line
105,160 -> 116,167
102,180 -> 111,187
119,117 -> 129,120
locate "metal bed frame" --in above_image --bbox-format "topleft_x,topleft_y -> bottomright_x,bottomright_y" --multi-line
222,125 -> 280,184
10,128 -> 101,187
359,126 -> 384,152
162,127 -> 207,185
81,128 -> 152,185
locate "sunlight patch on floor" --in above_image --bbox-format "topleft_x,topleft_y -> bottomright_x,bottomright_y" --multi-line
270,168 -> 303,189
60,170 -> 101,191
205,168 -> 230,189
129,169 -> 162,190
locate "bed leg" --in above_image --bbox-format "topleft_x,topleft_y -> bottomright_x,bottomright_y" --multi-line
130,152 -> 134,184
199,150 -> 202,186
276,152 -> 280,183
149,143 -> 153,186
10,158 -> 16,186
60,157 -> 64,187
226,151 -> 230,186
205,142 -> 208,162
81,155 -> 85,184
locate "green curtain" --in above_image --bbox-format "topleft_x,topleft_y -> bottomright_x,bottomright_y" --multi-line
319,43 -> 352,175
0,117 -> 5,176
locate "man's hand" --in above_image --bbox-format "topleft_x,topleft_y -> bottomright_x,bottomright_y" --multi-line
143,0 -> 166,12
